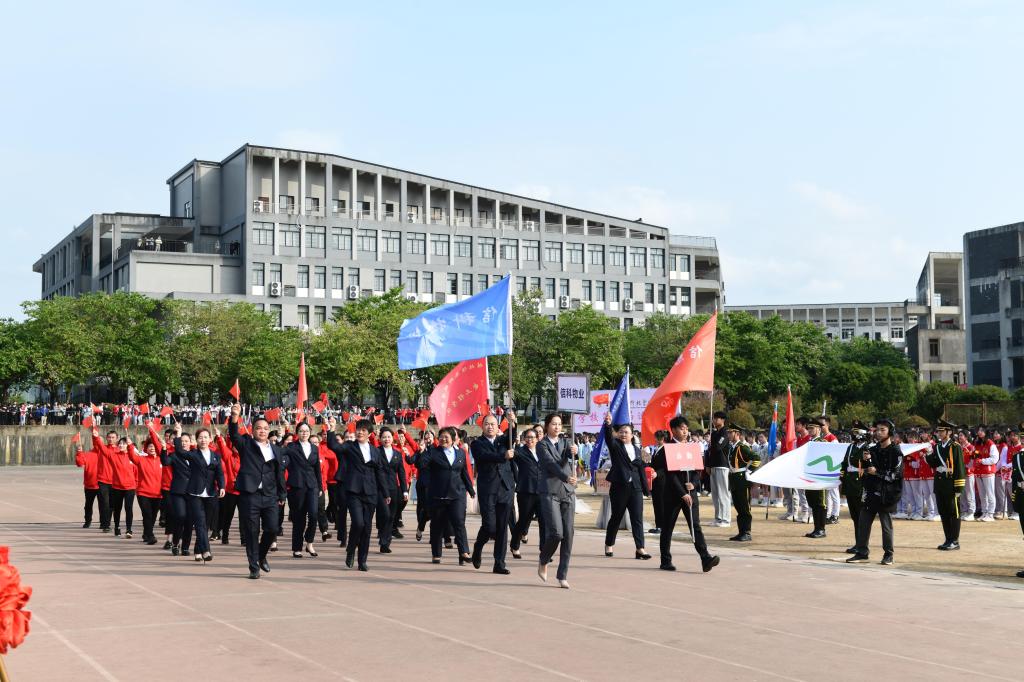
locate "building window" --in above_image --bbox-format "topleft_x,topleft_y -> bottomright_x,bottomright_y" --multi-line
314,266 -> 326,289
297,265 -> 310,289
305,226 -> 326,249
298,305 -> 310,327
313,306 -> 326,328
183,200 -> 193,218
841,328 -> 854,340
651,248 -> 665,270
589,244 -> 605,266
253,222 -> 274,245
953,371 -> 961,385
566,243 -> 583,264
348,269 -> 360,287
891,326 -> 904,339
929,338 -> 940,358
643,283 -> 654,304
387,270 -> 400,290
382,231 -> 401,253
609,281 -> 619,303
608,246 -> 625,266
623,282 -> 633,300
679,288 -> 690,306
357,229 -> 377,252
478,274 -> 489,293
559,278 -> 569,297
331,267 -> 343,290
454,236 -> 472,258
530,277 -> 541,293
658,284 -> 666,304
516,276 -> 527,294
252,262 -> 265,286
280,224 -> 300,247
360,200 -> 372,217
332,198 -> 347,215
331,227 -> 352,251
383,202 -> 396,219
269,263 -> 282,284
544,278 -> 555,299
675,254 -> 690,272
631,247 -> 648,268
545,243 -> 563,263
405,271 -> 418,294
447,273 -> 458,294
422,272 -> 433,294
522,240 -> 540,261
278,195 -> 295,213
431,206 -> 444,222
478,237 -> 496,259
582,280 -> 592,300
270,304 -> 282,328
501,239 -> 519,260
623,318 -> 633,331
431,235 -> 450,257
595,281 -> 605,302
461,273 -> 473,295
304,197 -> 321,214
374,269 -> 386,291
407,232 -> 426,255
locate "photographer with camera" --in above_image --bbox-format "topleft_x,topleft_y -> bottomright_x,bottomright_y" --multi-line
847,418 -> 903,566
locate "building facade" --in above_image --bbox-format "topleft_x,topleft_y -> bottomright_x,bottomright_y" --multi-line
904,252 -> 966,385
34,144 -> 724,330
963,222 -> 1024,390
724,302 -> 912,350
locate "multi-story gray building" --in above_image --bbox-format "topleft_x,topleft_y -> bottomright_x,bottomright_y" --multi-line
34,144 -> 723,330
963,222 -> 1024,389
905,252 -> 966,385
724,302 -> 912,350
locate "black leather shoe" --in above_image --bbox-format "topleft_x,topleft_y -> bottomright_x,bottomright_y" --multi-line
163,540 -> 172,550
846,554 -> 869,563
221,537 -> 229,545
701,555 -> 720,573
171,545 -> 180,556
259,559 -> 271,573
379,546 -> 392,554
731,533 -> 753,542
472,548 -> 482,569
635,550 -> 653,559
145,538 -> 158,545
248,570 -> 260,580
880,553 -> 894,566
293,552 -> 304,558
392,530 -> 404,539
358,564 -> 368,572
511,550 -> 522,559
804,530 -> 826,539
345,553 -> 355,569
947,542 -> 960,551
1016,569 -> 1024,578
82,521 -> 91,528
845,546 -> 858,554
937,543 -> 950,551
444,541 -> 455,549
493,567 -> 511,575
660,563 -> 677,571
101,527 -> 111,533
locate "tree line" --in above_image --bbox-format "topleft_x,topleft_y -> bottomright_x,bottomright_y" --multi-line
0,291 -> 1014,427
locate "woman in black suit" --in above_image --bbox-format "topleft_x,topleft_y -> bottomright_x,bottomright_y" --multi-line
426,426 -> 476,564
285,421 -> 323,558
602,412 -> 652,559
183,426 -> 226,563
511,428 -> 545,560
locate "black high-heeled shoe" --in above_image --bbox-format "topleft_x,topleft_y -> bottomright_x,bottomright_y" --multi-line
459,554 -> 471,566
605,547 -> 614,557
635,550 -> 652,560
292,551 -> 303,558
202,552 -> 212,563
431,557 -> 441,564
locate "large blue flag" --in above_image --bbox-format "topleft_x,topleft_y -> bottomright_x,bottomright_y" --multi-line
768,401 -> 779,456
398,275 -> 513,370
589,370 -> 631,472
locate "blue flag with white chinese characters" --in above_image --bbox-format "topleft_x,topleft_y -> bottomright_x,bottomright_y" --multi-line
589,370 -> 631,472
398,275 -> 513,370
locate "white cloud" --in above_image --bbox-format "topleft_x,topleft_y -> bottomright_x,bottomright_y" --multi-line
792,181 -> 869,221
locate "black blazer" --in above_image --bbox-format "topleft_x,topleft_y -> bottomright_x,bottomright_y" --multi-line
650,438 -> 695,502
411,449 -> 431,491
161,441 -> 192,495
425,446 -> 476,501
326,432 -> 389,502
285,440 -> 323,491
513,445 -> 545,495
181,445 -> 225,497
471,433 -> 515,502
603,428 -> 650,494
228,418 -> 286,500
379,447 -> 408,496
537,437 -> 574,501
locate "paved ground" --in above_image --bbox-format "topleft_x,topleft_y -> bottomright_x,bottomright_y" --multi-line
1,466 -> 1021,682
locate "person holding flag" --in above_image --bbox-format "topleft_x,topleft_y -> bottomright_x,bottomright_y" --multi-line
840,421 -> 872,554
73,434 -> 99,528
470,412 -> 518,574
847,418 -> 903,566
601,411 -> 652,559
725,424 -> 760,542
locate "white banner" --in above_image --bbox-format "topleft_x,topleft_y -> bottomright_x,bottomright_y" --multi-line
573,388 -> 655,432
748,442 -> 932,490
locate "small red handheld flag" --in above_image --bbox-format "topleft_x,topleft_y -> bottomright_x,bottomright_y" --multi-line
341,411 -> 350,422
319,392 -> 328,404
71,432 -> 81,444
138,403 -> 150,415
346,421 -> 357,434
82,416 -> 94,428
312,400 -> 326,414
229,378 -> 241,401
91,403 -> 103,415
122,417 -> 131,430
202,412 -> 212,426
374,414 -> 384,425
264,407 -> 281,422
160,406 -> 174,418
664,443 -> 705,471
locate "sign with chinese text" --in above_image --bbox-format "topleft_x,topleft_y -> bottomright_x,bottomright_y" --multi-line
556,373 -> 590,414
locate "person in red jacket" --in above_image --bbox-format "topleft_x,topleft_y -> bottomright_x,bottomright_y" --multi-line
319,432 -> 338,543
131,426 -> 164,545
109,433 -> 139,538
74,440 -> 99,528
92,428 -> 120,533
395,429 -> 417,531
206,428 -> 231,542
311,434 -> 333,542
158,428 -> 176,548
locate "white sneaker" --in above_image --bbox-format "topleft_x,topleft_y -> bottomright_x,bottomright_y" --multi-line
714,520 -> 730,528
779,512 -> 794,521
893,512 -> 908,520
909,514 -> 922,521
979,515 -> 994,522
771,500 -> 784,507
1010,513 -> 1020,520
927,515 -> 941,522
960,515 -> 975,522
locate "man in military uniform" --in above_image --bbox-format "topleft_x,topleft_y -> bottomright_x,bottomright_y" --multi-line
841,420 -> 871,553
803,417 -> 829,539
927,419 -> 965,551
847,418 -> 903,566
726,424 -> 760,542
1011,437 -> 1024,577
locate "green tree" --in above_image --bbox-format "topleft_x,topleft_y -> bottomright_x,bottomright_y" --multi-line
548,306 -> 625,391
916,381 -> 964,421
960,384 -> 1012,403
0,319 -> 31,402
818,362 -> 871,406
307,319 -> 377,403
869,366 -> 918,412
21,296 -> 98,397
837,401 -> 875,427
491,292 -> 556,410
236,327 -> 304,399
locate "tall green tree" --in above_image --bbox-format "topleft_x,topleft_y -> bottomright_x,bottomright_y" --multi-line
0,319 -> 31,402
21,296 -> 98,397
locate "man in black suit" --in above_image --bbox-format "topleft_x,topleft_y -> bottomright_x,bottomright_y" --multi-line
651,415 -> 718,573
229,403 -> 287,580
470,413 -> 517,574
511,428 -> 545,559
326,418 -> 390,571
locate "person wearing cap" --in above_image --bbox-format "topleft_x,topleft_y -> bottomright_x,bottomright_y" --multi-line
840,420 -> 871,554
926,419 -> 965,550
725,424 -> 760,542
800,418 -> 829,539
847,418 -> 903,566
706,411 -> 731,528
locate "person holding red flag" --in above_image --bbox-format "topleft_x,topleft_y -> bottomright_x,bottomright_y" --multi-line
73,435 -> 99,528
91,427 -> 119,533
131,426 -> 165,545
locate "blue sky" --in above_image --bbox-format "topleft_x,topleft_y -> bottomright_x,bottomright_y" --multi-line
2,1 -> 1022,318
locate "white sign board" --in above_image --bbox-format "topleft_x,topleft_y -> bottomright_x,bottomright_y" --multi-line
573,388 -> 656,432
556,373 -> 591,414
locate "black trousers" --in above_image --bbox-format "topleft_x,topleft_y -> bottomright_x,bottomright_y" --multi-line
169,493 -> 192,551
605,482 -> 645,549
160,491 -> 171,533
511,492 -> 542,551
805,488 -> 826,533
137,495 -> 160,541
845,486 -> 863,547
188,496 -> 215,554
1015,491 -> 1024,534
855,502 -> 894,556
98,482 -> 112,529
205,497 -> 220,536
346,493 -> 377,566
430,496 -> 468,558
238,491 -> 280,573
415,483 -> 430,533
936,491 -> 961,544
110,488 -> 135,532
474,494 -> 512,569
396,496 -> 408,528
288,487 -> 319,552
316,489 -> 330,534
652,477 -> 665,529
218,494 -> 244,543
375,490 -> 395,548
334,486 -> 349,544
83,487 -> 98,525
660,491 -> 710,565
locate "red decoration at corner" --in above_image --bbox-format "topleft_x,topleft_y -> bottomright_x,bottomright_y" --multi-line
0,545 -> 32,654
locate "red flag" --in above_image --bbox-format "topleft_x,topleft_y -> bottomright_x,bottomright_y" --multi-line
312,400 -> 326,414
411,410 -> 430,430
499,418 -> 509,433
346,421 -> 356,434
202,412 -> 212,426
160,406 -> 174,418
91,403 -> 102,415
295,409 -> 306,424
374,414 -> 384,425
319,392 -> 328,404
641,313 -> 717,446
82,416 -> 94,428
297,353 -> 308,409
152,417 -> 162,427
264,407 -> 281,422
122,417 -> 131,430
71,432 -> 81,444
341,411 -> 350,422
782,385 -> 797,453
138,403 -> 150,415
429,358 -> 489,428
366,407 -> 375,415
229,378 -> 241,401
237,422 -> 249,436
